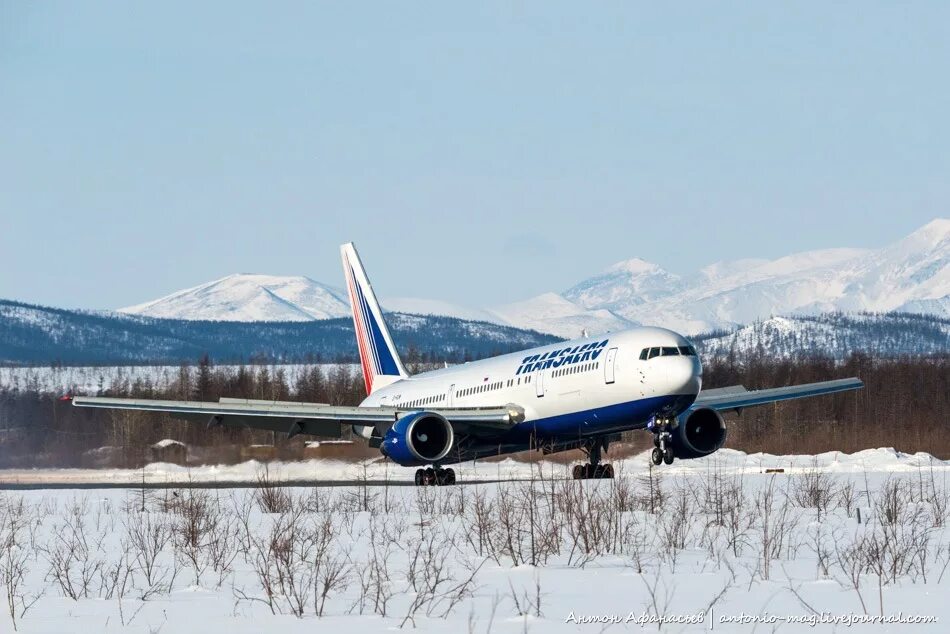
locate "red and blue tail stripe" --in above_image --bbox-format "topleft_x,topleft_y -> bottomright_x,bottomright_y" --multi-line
341,243 -> 408,394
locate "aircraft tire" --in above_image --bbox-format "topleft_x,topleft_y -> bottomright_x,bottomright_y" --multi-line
663,448 -> 674,465
651,448 -> 663,466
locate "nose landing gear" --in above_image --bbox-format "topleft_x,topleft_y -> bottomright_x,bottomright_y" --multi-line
414,466 -> 456,486
650,418 -> 675,465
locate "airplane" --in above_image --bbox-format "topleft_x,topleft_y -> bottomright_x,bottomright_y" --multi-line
73,243 -> 864,486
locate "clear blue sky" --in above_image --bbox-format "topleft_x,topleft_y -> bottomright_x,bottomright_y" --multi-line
2,2 -> 948,309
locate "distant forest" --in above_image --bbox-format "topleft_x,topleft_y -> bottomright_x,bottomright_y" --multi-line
1,353 -> 947,468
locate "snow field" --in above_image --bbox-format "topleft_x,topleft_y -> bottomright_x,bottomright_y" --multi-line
0,450 -> 949,632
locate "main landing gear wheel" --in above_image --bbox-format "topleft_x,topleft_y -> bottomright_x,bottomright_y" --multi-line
573,437 -> 615,479
572,463 -> 615,480
414,467 -> 455,486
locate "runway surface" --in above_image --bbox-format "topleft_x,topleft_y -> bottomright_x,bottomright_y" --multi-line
0,477 -> 534,491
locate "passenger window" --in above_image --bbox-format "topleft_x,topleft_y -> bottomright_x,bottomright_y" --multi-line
662,347 -> 679,356
648,347 -> 660,359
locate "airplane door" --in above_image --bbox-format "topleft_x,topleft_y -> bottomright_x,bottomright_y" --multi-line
604,347 -> 618,384
447,384 -> 455,407
535,370 -> 545,397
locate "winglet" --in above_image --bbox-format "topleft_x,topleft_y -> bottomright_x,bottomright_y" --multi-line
340,243 -> 409,394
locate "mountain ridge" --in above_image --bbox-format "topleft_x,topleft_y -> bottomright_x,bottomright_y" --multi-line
107,218 -> 950,337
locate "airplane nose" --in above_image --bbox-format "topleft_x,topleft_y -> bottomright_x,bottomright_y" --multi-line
671,356 -> 702,396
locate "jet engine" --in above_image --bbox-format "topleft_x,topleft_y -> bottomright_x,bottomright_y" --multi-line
380,411 -> 455,466
670,407 -> 727,459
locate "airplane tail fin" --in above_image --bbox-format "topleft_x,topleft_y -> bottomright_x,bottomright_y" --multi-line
340,243 -> 409,394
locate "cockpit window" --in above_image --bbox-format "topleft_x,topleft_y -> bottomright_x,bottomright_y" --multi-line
640,345 -> 698,360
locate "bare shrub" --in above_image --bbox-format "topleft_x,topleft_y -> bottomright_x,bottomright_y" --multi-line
837,481 -> 858,518
753,477 -> 799,580
124,511 -> 175,597
562,480 -> 623,566
0,496 -> 41,631
351,516 -> 399,616
169,489 -> 221,586
254,466 -> 293,514
400,525 -> 484,627
44,498 -> 107,600
636,463 -> 665,515
492,481 -> 560,566
791,461 -> 837,521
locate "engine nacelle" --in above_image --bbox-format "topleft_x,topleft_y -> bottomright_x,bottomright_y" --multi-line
670,407 -> 727,459
380,411 -> 455,466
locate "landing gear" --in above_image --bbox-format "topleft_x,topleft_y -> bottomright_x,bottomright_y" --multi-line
573,463 -> 614,479
572,437 -> 615,479
414,466 -> 456,486
650,418 -> 675,466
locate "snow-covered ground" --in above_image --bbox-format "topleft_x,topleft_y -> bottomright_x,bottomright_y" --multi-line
0,448 -> 948,632
0,447 -> 946,487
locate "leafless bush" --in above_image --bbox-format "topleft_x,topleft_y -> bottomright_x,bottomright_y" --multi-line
462,488 -> 499,563
312,515 -> 351,617
920,465 -> 950,528
0,496 -> 41,631
44,499 -> 107,600
254,466 -> 293,514
874,477 -> 911,525
400,525 -> 484,627
351,517 -> 399,617
804,523 -> 833,578
98,546 -> 145,626
562,480 -> 624,566
124,511 -> 175,597
838,481 -> 858,518
637,463 -> 665,515
169,489 -> 223,586
657,487 -> 694,570
343,462 -> 380,513
791,463 -> 837,521
492,482 -> 560,566
753,477 -> 800,580
507,572 -> 543,619
834,530 -> 870,614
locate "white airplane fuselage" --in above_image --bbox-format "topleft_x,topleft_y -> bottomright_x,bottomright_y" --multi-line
357,326 -> 702,455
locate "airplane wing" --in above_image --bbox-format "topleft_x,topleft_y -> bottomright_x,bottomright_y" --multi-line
693,377 -> 863,414
70,396 -> 522,439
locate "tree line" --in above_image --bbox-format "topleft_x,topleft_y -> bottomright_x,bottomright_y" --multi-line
0,353 -> 947,468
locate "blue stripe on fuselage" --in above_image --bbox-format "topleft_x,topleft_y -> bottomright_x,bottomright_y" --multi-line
507,393 -> 690,442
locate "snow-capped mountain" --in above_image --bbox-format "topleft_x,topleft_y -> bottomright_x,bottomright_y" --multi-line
120,274 -> 350,322
119,275 -> 626,339
693,313 -> 950,360
488,293 -> 633,339
558,218 -> 949,334
117,219 -> 949,338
